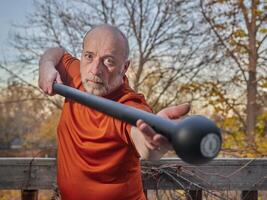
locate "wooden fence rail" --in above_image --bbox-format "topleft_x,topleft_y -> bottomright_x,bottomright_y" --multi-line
0,158 -> 267,200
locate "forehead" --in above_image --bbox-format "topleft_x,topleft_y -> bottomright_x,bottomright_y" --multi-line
83,29 -> 125,57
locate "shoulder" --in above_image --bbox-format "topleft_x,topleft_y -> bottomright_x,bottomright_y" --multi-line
56,52 -> 81,88
58,52 -> 80,71
119,91 -> 152,113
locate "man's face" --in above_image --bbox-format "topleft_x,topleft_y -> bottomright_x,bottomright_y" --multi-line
80,29 -> 129,96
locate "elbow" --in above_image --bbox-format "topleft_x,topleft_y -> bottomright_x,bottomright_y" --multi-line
39,47 -> 65,66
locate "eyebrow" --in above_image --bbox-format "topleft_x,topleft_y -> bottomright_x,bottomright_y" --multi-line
84,51 -> 117,59
84,51 -> 95,55
102,54 -> 116,59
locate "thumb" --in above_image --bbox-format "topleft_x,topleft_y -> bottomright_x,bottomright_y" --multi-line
158,103 -> 190,119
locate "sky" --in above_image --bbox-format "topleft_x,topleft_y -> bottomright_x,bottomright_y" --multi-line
0,0 -> 34,61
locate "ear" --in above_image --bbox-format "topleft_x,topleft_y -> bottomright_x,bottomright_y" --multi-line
122,60 -> 130,75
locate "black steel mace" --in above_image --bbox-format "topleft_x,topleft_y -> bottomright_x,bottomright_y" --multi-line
53,83 -> 222,164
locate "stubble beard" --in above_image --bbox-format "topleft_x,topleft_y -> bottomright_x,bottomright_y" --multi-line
82,74 -> 123,96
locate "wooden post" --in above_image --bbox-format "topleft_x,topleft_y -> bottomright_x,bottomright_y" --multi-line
186,190 -> 202,200
143,188 -> 147,199
21,190 -> 38,200
241,190 -> 258,200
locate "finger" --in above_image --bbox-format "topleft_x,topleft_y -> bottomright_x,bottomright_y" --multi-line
153,134 -> 168,144
38,79 -> 46,92
136,119 -> 157,139
56,72 -> 63,84
137,120 -> 170,150
47,80 -> 55,95
47,85 -> 53,95
43,88 -> 48,94
154,135 -> 172,149
144,140 -> 158,150
158,103 -> 191,119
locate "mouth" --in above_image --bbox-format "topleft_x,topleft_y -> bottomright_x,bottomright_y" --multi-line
86,79 -> 104,85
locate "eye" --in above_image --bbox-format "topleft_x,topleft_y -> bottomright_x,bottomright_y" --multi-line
103,57 -> 115,67
84,53 -> 94,62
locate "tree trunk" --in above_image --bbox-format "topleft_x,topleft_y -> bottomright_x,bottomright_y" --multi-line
134,58 -> 144,92
245,0 -> 258,138
246,70 -> 257,137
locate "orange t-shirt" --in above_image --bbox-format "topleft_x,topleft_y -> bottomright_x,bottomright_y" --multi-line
56,53 -> 152,200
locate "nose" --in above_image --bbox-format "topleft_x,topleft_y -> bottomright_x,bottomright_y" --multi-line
87,58 -> 103,76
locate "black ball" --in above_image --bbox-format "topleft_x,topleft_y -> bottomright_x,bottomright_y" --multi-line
171,115 -> 222,164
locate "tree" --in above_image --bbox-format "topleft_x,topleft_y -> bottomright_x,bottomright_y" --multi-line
199,0 -> 267,138
0,80 -> 50,148
9,0 -> 208,111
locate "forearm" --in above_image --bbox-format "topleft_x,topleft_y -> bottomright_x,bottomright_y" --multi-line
39,47 -> 65,70
130,127 -> 170,160
38,47 -> 65,94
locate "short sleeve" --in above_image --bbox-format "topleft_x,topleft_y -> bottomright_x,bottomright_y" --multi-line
124,98 -> 152,135
56,52 -> 81,88
113,93 -> 152,146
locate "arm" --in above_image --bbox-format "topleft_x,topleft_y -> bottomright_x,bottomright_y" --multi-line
38,47 -> 65,95
130,126 -> 170,160
130,103 -> 190,160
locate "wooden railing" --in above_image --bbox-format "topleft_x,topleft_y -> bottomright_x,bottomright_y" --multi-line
0,158 -> 266,200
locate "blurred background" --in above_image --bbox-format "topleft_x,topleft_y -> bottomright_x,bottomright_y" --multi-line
0,0 -> 266,199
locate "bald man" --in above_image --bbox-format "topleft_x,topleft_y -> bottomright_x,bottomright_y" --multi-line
39,24 -> 190,200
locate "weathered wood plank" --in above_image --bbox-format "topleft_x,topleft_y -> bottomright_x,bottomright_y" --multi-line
0,158 -> 56,190
142,158 -> 267,191
0,158 -> 266,191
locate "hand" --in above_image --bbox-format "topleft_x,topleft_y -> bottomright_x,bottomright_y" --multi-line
38,61 -> 62,95
136,103 -> 191,153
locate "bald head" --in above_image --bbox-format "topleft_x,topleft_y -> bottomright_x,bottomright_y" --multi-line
80,24 -> 131,96
83,24 -> 129,59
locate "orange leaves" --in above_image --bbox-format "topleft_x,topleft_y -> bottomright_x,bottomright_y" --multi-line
214,24 -> 226,30
259,28 -> 267,34
233,29 -> 247,38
